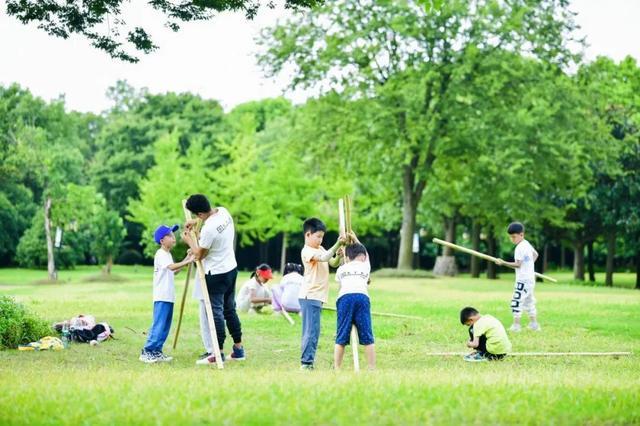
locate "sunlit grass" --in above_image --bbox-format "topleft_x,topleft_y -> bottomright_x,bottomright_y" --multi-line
0,266 -> 638,425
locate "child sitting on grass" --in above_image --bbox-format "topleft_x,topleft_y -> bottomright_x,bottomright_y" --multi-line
334,233 -> 375,370
139,224 -> 193,364
460,306 -> 511,362
272,263 -> 303,314
236,263 -> 273,313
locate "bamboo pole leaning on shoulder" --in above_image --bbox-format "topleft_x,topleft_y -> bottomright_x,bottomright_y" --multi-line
432,238 -> 558,283
183,200 -> 224,369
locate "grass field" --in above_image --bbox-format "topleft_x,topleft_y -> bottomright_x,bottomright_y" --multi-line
0,266 -> 639,425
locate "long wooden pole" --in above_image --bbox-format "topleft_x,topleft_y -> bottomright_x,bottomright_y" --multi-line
425,352 -> 631,357
322,306 -> 423,320
339,195 -> 360,372
432,238 -> 558,283
172,262 -> 192,349
183,200 -> 224,369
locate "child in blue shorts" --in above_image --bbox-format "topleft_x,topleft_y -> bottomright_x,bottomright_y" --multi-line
333,233 -> 375,370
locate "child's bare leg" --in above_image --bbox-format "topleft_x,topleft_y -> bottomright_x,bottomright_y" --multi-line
364,344 -> 376,370
334,344 -> 346,369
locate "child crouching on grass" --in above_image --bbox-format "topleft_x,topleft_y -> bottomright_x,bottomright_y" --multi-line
139,224 -> 194,364
460,307 -> 511,362
334,233 -> 375,370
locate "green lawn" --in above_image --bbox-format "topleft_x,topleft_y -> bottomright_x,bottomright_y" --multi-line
0,266 -> 639,425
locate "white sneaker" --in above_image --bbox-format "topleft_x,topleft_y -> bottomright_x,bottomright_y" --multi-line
509,324 -> 522,332
529,322 -> 541,331
139,351 -> 158,364
156,353 -> 173,362
195,354 -> 224,365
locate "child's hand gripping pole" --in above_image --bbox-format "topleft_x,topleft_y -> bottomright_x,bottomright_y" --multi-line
182,199 -> 224,369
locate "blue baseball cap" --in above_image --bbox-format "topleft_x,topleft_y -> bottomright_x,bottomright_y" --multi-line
154,224 -> 179,244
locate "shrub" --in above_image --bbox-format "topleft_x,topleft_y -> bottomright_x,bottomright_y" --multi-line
0,296 -> 50,349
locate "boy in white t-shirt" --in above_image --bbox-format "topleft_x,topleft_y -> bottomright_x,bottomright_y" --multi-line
334,233 -> 375,370
139,224 -> 193,364
494,222 -> 540,332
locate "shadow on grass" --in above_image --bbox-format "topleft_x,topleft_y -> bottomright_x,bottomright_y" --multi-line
81,274 -> 130,283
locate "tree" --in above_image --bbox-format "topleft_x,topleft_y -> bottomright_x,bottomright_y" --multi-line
6,0 -> 322,62
127,133 -> 215,257
577,56 -> 640,286
259,0 -> 581,269
90,199 -> 127,275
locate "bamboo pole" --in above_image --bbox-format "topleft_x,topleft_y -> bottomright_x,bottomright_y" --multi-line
338,195 -> 359,372
183,200 -> 224,369
322,306 -> 424,320
172,262 -> 192,349
424,352 -> 631,357
432,238 -> 558,283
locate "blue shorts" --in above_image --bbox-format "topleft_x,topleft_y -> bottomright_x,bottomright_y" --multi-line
335,293 -> 374,345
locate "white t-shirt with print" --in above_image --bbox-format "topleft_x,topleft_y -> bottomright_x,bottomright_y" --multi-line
335,258 -> 371,300
153,248 -> 175,303
514,239 -> 536,282
198,207 -> 237,275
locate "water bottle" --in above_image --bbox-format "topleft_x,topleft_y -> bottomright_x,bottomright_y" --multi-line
61,321 -> 70,349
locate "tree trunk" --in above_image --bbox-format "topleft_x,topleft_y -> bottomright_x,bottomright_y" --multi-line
103,255 -> 113,275
280,232 -> 288,273
470,220 -> 481,278
542,243 -> 549,273
434,217 -> 458,276
44,197 -> 57,281
442,217 -> 456,256
587,241 -> 596,282
605,231 -> 615,287
397,170 -> 419,270
560,245 -> 566,270
486,227 -> 497,279
573,242 -> 585,281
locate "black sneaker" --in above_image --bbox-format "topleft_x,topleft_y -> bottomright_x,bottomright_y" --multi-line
198,352 -> 212,360
228,345 -> 246,361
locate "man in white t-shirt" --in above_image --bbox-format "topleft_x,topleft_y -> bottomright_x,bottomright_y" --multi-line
182,194 -> 245,364
495,222 -> 540,332
140,224 -> 193,364
333,233 -> 376,370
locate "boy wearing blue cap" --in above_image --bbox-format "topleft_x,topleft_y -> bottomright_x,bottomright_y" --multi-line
139,224 -> 194,363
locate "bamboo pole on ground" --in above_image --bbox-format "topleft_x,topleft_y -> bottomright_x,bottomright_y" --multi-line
322,306 -> 424,320
424,352 -> 631,357
183,200 -> 224,369
432,238 -> 558,283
